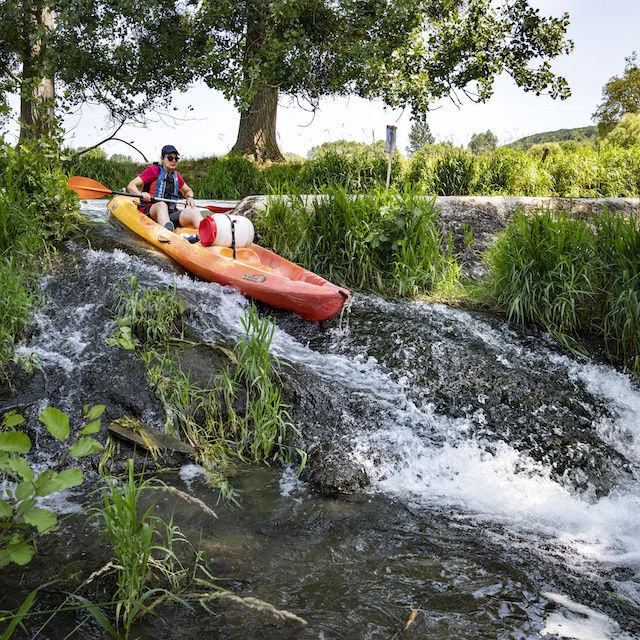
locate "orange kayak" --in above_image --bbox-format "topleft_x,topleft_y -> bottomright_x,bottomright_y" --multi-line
108,196 -> 351,321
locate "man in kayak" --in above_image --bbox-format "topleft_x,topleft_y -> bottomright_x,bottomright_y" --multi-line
127,144 -> 202,232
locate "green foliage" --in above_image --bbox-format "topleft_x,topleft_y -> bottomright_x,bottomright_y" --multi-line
604,113 -> 640,148
63,153 -> 143,191
477,148 -> 553,196
256,187 -> 460,299
108,277 -> 185,347
301,148 -> 403,192
0,139 -> 81,259
482,208 -> 640,372
86,458 -> 305,637
188,154 -> 264,199
406,120 -> 435,157
468,130 -> 498,156
528,142 -> 563,158
433,148 -> 478,195
593,53 -> 640,137
0,139 -> 83,376
0,406 -> 104,568
196,0 -> 571,158
507,126 -> 597,151
91,460 -> 188,634
308,140 -> 385,160
110,303 -> 305,491
1,0 -> 200,137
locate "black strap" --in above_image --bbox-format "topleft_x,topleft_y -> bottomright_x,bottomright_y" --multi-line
224,213 -> 236,259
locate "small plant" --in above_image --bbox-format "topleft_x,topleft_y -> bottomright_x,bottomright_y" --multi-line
89,459 -> 306,638
0,405 -> 104,567
91,460 -> 188,634
108,277 -> 185,346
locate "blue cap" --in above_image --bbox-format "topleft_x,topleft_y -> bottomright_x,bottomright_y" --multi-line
161,144 -> 179,156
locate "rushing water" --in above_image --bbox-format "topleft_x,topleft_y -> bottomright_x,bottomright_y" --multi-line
2,201 -> 640,639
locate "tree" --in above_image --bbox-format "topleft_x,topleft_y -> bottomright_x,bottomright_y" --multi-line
0,0 -> 197,142
468,130 -> 498,156
308,139 -> 384,159
406,120 -> 435,156
196,0 -> 572,162
604,113 -> 640,148
592,53 -> 640,138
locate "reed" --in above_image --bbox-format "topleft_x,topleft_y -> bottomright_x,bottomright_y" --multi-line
592,210 -> 640,371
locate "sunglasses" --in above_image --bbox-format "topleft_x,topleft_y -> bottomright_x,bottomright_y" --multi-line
165,155 -> 180,162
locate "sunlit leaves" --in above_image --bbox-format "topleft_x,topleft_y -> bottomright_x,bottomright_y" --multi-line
593,53 -> 640,137
196,0 -> 572,120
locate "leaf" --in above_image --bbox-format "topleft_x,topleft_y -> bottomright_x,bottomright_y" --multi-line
23,508 -> 58,533
86,405 -> 105,421
39,407 -> 70,441
0,585 -> 41,640
2,411 -> 24,429
55,468 -> 84,490
0,432 -> 31,453
34,468 -> 83,497
15,481 -> 34,503
5,453 -> 34,482
0,533 -> 34,567
79,420 -> 101,435
69,437 -> 103,458
72,594 -> 122,639
0,498 -> 12,518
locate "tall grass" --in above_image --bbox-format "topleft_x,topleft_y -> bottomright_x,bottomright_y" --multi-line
257,186 -> 461,298
482,207 -> 640,372
69,145 -> 640,199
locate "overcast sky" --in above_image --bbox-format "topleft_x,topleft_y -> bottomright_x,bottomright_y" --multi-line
58,0 -> 639,161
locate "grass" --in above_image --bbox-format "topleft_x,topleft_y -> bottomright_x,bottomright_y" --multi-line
256,186 -> 462,300
481,206 -> 640,373
105,281 -> 305,496
108,277 -> 186,346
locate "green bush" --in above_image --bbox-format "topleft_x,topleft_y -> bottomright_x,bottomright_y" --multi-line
432,148 -> 478,195
0,140 -> 83,375
478,148 -> 553,196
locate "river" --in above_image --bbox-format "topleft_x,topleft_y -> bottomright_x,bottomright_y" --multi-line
1,200 -> 639,639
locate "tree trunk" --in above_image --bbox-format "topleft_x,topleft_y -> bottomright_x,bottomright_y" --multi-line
19,4 -> 55,141
231,4 -> 284,163
231,83 -> 284,162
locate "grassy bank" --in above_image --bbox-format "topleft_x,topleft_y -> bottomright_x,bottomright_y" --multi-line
480,208 -> 640,374
0,140 -> 83,375
67,145 -> 640,200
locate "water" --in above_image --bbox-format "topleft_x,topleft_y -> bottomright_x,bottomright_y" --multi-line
2,200 -> 640,638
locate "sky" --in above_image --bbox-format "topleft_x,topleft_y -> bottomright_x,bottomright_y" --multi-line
50,0 -> 640,160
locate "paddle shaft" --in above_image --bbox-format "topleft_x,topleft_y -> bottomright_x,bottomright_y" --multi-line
110,189 -> 188,205
68,177 -> 237,213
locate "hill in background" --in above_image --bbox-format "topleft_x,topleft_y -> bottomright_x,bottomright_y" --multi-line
506,125 -> 597,150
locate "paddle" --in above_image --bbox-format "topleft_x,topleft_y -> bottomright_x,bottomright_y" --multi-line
67,176 -> 237,213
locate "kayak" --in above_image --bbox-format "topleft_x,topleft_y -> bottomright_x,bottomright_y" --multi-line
107,196 -> 352,322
